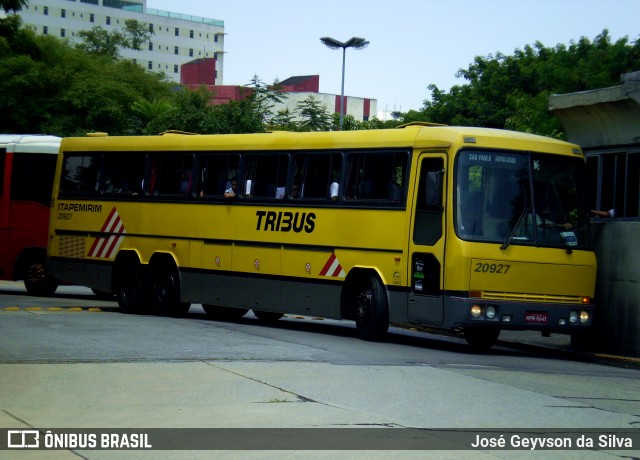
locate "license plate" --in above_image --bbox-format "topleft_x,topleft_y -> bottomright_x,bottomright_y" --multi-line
525,311 -> 548,324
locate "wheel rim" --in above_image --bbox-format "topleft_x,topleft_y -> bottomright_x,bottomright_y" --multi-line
356,287 -> 373,325
26,262 -> 45,287
155,272 -> 178,309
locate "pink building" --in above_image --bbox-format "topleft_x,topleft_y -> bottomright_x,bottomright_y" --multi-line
180,59 -> 376,121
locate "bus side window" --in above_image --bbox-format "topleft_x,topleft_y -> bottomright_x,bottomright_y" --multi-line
61,154 -> 101,194
197,154 -> 239,198
345,151 -> 406,202
290,153 -> 342,200
147,154 -> 194,197
414,158 -> 444,245
243,153 -> 288,199
103,153 -> 145,196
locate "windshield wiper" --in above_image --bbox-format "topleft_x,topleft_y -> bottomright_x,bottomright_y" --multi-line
501,208 -> 530,250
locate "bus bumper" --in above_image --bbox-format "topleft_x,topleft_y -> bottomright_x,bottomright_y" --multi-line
447,296 -> 594,332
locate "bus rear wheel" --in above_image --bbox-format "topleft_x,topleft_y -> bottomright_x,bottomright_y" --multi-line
24,257 -> 58,297
463,327 -> 500,350
113,258 -> 149,314
253,310 -> 284,322
203,305 -> 248,320
353,274 -> 389,341
150,260 -> 190,317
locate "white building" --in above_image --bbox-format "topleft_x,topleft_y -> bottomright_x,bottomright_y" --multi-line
16,0 -> 225,84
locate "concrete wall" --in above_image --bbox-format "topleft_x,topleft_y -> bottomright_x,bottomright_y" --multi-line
591,221 -> 640,356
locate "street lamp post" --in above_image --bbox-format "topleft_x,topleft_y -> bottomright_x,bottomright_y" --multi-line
320,36 -> 369,129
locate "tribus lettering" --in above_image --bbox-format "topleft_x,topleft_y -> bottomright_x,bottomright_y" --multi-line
255,210 -> 316,233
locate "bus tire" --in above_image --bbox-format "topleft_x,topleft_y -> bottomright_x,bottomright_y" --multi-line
253,310 -> 284,322
463,327 -> 500,350
203,305 -> 248,320
20,251 -> 58,297
150,258 -> 190,317
113,255 -> 150,314
352,273 -> 389,341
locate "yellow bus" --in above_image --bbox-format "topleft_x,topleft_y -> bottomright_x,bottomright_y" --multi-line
47,124 -> 596,349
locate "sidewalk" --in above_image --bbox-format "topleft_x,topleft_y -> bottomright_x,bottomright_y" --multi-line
498,329 -> 640,369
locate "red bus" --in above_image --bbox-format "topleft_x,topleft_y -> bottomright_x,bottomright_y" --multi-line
0,135 -> 61,295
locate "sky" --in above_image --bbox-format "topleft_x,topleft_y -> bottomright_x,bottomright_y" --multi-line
146,0 -> 639,118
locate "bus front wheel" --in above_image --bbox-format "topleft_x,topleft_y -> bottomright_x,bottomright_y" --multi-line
353,273 -> 389,341
463,327 -> 500,350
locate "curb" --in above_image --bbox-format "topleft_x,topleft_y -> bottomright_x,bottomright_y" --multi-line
1,306 -> 112,312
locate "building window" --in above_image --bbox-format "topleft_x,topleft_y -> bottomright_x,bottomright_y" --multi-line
148,42 -> 153,51
90,13 -> 94,23
43,26 -> 48,35
149,23 -> 154,33
60,29 -> 65,38
214,34 -> 218,43
174,46 -> 179,55
175,27 -> 179,37
214,52 -> 218,60
189,49 -> 193,57
44,6 -> 48,15
148,61 -> 153,70
190,30 -> 194,39
586,149 -> 640,219
106,16 -> 110,25
61,9 -> 65,18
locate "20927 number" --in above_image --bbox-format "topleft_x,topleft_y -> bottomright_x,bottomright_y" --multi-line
475,263 -> 510,274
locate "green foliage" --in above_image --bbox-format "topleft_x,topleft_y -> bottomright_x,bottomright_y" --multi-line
142,85 -> 268,135
0,25 -> 171,136
3,17 -> 637,138
0,0 -> 27,12
76,19 -> 152,59
417,30 -> 640,137
296,96 -> 332,131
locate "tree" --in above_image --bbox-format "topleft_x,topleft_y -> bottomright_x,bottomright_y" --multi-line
76,19 -> 152,59
418,30 -> 640,137
296,96 -> 332,131
0,25 -> 171,135
244,75 -> 288,126
1,0 -> 27,12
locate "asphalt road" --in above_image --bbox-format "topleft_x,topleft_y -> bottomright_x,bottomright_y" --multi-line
1,282 -> 639,459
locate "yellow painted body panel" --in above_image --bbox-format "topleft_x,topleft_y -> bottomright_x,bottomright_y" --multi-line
48,126 -> 596,328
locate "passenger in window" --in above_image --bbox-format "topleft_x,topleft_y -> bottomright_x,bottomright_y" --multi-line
291,184 -> 300,199
590,209 -> 615,218
224,177 -> 237,199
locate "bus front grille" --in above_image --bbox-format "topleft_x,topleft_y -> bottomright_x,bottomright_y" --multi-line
480,291 -> 583,304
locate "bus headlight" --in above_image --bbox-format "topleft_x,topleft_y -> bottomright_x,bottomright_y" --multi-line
579,310 -> 590,324
569,311 -> 578,324
470,304 -> 482,318
486,305 -> 496,319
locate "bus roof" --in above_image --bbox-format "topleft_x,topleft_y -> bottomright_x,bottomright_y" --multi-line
0,135 -> 61,154
60,126 -> 582,157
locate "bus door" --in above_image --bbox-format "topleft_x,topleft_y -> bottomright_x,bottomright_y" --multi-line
408,154 -> 446,325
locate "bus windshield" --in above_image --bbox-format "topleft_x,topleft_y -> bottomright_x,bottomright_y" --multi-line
455,149 -> 591,250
